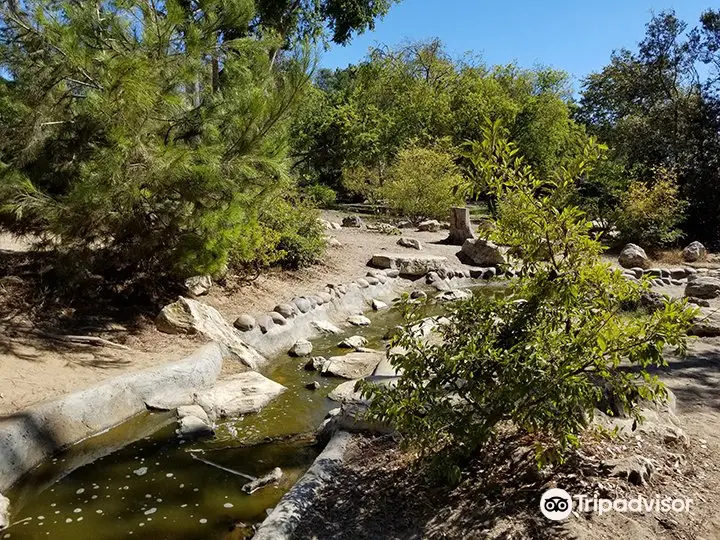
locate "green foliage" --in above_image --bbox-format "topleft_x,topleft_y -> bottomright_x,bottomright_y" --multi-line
613,168 -> 687,250
303,183 -> 337,208
362,126 -> 695,479
381,144 -> 463,222
292,40 -> 591,201
577,9 -> 720,246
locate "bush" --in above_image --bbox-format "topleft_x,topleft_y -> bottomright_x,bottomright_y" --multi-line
229,193 -> 326,274
363,130 -> 694,481
382,145 -> 463,222
614,168 -> 687,250
303,183 -> 337,208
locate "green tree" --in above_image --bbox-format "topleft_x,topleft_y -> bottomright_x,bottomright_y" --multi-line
363,127 -> 694,479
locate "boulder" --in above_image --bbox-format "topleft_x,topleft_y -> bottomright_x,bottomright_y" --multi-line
311,320 -> 342,335
347,314 -> 371,327
687,297 -> 711,307
417,219 -> 441,232
184,275 -> 212,296
268,311 -> 287,326
356,278 -> 370,288
156,297 -> 266,369
256,314 -> 275,334
233,314 -> 256,332
306,381 -> 321,391
289,339 -> 313,357
194,372 -> 286,418
446,207 -> 476,245
338,335 -> 368,350
0,493 -> 8,530
274,303 -> 297,319
607,455 -> 654,486
689,308 -> 720,336
435,289 -> 472,302
397,237 -> 422,250
618,243 -> 650,269
305,356 -> 329,371
685,276 -> 720,299
669,268 -> 687,280
342,215 -> 363,228
683,241 -> 707,262
328,380 -> 366,404
370,253 -> 448,277
385,269 -> 400,278
326,237 -> 342,248
371,299 -> 388,310
176,415 -> 214,440
461,239 -> 506,267
410,290 -> 427,299
322,351 -> 384,379
293,297 -> 312,314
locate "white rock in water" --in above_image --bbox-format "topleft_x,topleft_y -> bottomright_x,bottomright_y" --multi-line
338,335 -> 368,350
371,299 -> 388,310
289,339 -> 313,357
311,320 -> 343,335
194,372 -> 287,418
347,315 -> 371,327
133,467 -> 148,477
0,493 -> 9,530
322,351 -> 384,379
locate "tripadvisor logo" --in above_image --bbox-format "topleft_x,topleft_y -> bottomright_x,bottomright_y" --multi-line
540,488 -> 693,520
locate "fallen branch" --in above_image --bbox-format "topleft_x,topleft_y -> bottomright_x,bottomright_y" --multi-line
242,467 -> 283,494
36,332 -> 131,351
190,453 -> 256,481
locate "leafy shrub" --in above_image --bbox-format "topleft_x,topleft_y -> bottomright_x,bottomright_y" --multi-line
613,168 -> 687,250
304,183 -> 337,208
363,129 -> 694,481
381,145 -> 463,222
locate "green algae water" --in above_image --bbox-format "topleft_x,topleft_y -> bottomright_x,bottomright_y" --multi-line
4,287 -> 502,540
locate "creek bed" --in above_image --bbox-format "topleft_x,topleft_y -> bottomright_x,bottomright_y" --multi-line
4,287 -> 501,539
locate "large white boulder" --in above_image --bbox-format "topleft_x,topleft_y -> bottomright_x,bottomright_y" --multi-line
618,243 -> 650,269
0,493 -> 8,531
461,239 -> 506,266
194,372 -> 286,418
156,297 -> 266,369
685,276 -> 720,299
322,351 -> 384,379
370,253 -> 447,276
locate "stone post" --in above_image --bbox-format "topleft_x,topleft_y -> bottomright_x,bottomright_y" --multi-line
446,207 -> 475,245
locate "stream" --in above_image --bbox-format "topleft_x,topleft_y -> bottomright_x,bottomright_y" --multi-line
3,287 -> 501,539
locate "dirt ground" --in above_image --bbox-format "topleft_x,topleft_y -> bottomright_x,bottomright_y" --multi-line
0,211 -> 474,416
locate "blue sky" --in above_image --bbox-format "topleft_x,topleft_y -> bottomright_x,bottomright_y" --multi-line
320,0 -> 713,88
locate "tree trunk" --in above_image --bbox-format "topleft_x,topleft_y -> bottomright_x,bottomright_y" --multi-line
446,207 -> 475,245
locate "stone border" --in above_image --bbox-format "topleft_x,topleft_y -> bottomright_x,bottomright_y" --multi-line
252,431 -> 354,540
0,342 -> 226,492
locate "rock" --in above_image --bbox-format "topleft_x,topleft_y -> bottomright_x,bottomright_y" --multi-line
289,339 -> 313,357
339,335 -> 368,349
194,372 -> 287,418
385,269 -> 400,278
347,314 -> 371,327
322,351 -> 384,379
184,275 -> 212,296
331,222 -> 341,230
318,291 -> 333,304
177,404 -> 211,424
328,380 -> 366,404
461,238 -> 506,266
435,289 -> 472,302
176,415 -> 214,440
256,314 -> 275,334
342,215 -> 363,228
318,219 -> 332,230
370,253 -> 448,277
397,237 -> 422,250
669,268 -> 688,280
365,276 -> 379,286
685,276 -> 720,299
305,357 -> 329,371
356,278 -> 370,288
326,237 -> 343,248
446,207 -> 476,245
156,297 -> 266,369
628,267 -> 645,279
670,279 -> 683,286
607,455 -> 654,486
305,381 -> 321,391
293,297 -> 312,313
410,290 -> 427,299
371,299 -> 388,310
233,314 -> 256,332
689,307 -> 720,336
268,311 -> 287,326
242,467 -> 283,494
367,222 -> 401,235
305,295 -> 318,308
683,241 -> 707,262
417,219 -> 441,232
618,243 -> 650,269
0,493 -> 8,530
274,303 -> 297,319
311,320 -> 343,335
687,297 -> 711,307
646,268 -> 662,278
